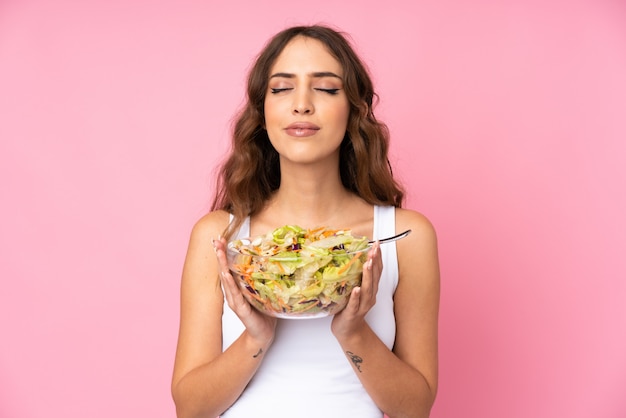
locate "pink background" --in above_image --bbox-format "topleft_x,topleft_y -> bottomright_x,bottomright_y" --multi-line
1,0 -> 625,417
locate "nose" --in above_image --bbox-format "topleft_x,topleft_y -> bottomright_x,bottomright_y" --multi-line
292,90 -> 314,115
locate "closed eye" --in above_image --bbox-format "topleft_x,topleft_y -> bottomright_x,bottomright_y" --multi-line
316,88 -> 340,95
270,88 -> 292,94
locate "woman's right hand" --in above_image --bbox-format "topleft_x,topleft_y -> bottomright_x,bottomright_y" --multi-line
213,238 -> 277,346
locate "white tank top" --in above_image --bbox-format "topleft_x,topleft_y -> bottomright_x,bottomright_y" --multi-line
221,206 -> 398,418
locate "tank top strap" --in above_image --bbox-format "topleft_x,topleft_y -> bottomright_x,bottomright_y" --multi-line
373,205 -> 399,291
229,214 -> 250,239
373,205 -> 395,239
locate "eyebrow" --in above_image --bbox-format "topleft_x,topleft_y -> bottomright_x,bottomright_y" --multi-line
269,71 -> 343,80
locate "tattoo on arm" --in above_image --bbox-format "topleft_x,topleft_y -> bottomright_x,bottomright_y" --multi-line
346,351 -> 363,372
253,348 -> 263,358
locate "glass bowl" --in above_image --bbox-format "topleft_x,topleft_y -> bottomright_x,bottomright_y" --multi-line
226,227 -> 370,319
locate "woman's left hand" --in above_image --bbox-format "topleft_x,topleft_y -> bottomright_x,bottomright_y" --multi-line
331,241 -> 382,339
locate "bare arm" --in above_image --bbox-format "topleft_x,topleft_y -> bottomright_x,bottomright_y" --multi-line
171,212 -> 276,418
331,209 -> 440,418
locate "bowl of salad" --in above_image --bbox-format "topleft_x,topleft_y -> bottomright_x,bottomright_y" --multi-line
227,225 -> 371,319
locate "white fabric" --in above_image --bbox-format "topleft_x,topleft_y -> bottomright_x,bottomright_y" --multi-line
221,206 -> 398,418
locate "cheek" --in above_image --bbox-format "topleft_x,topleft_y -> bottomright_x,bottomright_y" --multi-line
264,99 -> 283,124
263,111 -> 284,146
263,103 -> 276,131
337,103 -> 350,129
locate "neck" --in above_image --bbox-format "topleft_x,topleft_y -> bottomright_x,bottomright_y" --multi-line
267,162 -> 354,227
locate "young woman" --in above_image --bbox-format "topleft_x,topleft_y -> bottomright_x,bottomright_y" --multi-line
172,25 -> 440,418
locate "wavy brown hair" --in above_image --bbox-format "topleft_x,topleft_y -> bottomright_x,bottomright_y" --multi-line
211,25 -> 405,238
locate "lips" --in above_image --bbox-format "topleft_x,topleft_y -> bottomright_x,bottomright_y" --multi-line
285,122 -> 320,137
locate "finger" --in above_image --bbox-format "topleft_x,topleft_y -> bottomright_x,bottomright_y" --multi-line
221,265 -> 253,313
359,258 -> 373,302
343,286 -> 361,317
359,242 -> 379,303
215,243 -> 259,320
369,242 -> 383,299
214,240 -> 244,305
220,271 -> 237,307
213,239 -> 230,273
219,267 -> 256,314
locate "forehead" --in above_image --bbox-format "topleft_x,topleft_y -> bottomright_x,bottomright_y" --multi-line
270,36 -> 343,75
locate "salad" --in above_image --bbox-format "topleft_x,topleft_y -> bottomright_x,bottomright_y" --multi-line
227,225 -> 370,318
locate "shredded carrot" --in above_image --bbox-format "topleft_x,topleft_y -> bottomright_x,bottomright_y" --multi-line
297,300 -> 320,313
337,252 -> 363,275
243,275 -> 255,288
307,226 -> 326,235
277,297 -> 289,311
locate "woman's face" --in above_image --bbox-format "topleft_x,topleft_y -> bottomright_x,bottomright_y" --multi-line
264,36 -> 350,167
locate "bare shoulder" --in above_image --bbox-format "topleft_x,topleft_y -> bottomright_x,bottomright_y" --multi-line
393,206 -> 440,302
180,209 -> 231,297
189,210 -> 231,242
394,207 -> 438,250
181,208 -> 231,305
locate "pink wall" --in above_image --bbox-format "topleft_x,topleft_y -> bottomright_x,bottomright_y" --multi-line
1,0 -> 625,417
